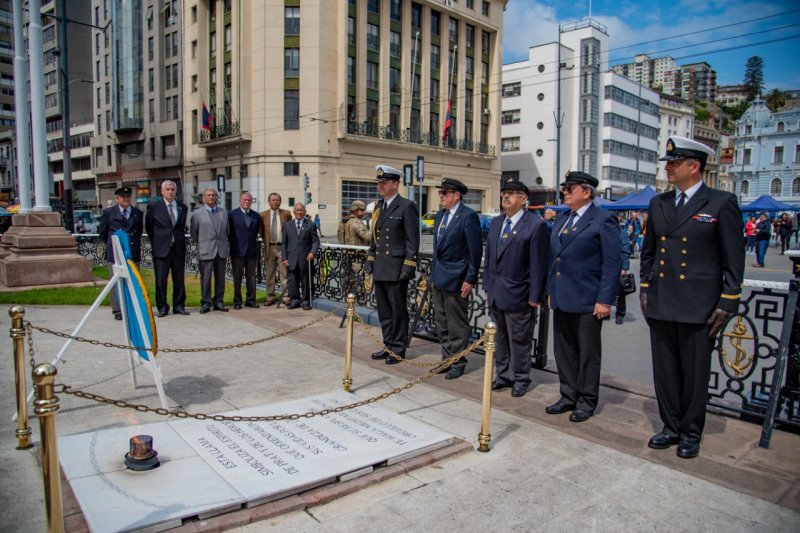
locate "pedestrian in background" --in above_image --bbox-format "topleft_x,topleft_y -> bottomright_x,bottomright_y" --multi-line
744,215 -> 756,255
615,219 -> 633,325
753,213 -> 771,268
778,213 -> 793,254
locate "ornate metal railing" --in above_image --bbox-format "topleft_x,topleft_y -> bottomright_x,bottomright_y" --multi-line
199,121 -> 241,142
345,122 -> 495,155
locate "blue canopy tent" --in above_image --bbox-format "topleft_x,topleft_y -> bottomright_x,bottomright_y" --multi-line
740,195 -> 798,212
606,186 -> 658,211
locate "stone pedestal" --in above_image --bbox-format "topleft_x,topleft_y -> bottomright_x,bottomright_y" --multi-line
0,212 -> 92,287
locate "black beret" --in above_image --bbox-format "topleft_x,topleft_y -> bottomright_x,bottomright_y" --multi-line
437,177 -> 468,195
560,171 -> 598,189
500,177 -> 529,195
115,186 -> 133,196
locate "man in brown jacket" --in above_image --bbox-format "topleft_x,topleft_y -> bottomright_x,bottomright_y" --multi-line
259,192 -> 292,305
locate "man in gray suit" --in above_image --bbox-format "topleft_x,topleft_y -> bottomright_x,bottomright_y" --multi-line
282,202 -> 320,310
190,188 -> 230,314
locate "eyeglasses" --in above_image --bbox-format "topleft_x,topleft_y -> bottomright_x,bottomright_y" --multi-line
501,190 -> 524,197
560,184 -> 580,194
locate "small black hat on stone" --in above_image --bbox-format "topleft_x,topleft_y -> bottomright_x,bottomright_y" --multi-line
560,171 -> 599,189
375,165 -> 403,181
500,177 -> 529,196
436,177 -> 468,195
115,186 -> 133,196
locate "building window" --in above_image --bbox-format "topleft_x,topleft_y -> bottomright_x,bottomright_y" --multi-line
771,178 -> 782,195
390,67 -> 401,94
224,62 -> 231,90
210,32 -> 216,55
502,82 -> 521,97
225,24 -> 232,51
285,7 -> 300,36
465,56 -> 474,80
774,146 -> 784,164
536,149 -> 544,157
792,177 -> 800,196
501,109 -> 520,124
366,99 -> 378,127
390,0 -> 401,21
367,61 -> 379,90
466,25 -> 474,49
284,48 -> 299,77
449,18 -> 458,43
464,90 -> 473,113
390,31 -> 401,58
431,44 -> 440,70
191,75 -> 197,92
796,144 -> 800,163
482,2 -> 490,16
741,180 -> 749,196
537,93 -> 545,101
148,68 -> 154,91
348,17 -> 356,45
367,24 -> 380,52
430,78 -> 439,102
501,137 -> 520,152
284,162 -> 300,176
347,56 -> 356,85
482,30 -> 490,55
537,122 -> 544,130
777,121 -> 785,132
430,10 -> 440,35
284,90 -> 299,130
149,99 -> 154,122
368,0 -> 380,14
743,148 -> 751,165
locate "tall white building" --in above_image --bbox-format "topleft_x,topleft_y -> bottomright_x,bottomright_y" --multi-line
612,54 -> 675,90
655,92 -> 694,190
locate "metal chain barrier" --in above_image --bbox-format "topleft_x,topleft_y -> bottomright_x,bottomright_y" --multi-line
23,307 -> 341,356
52,336 -> 484,422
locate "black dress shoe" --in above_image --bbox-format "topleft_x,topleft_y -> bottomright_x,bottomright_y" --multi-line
200,306 -> 211,314
113,312 -> 122,321
615,316 -> 624,325
676,437 -> 700,459
214,306 -> 229,312
511,383 -> 529,397
287,302 -> 301,310
174,308 -> 191,315
233,304 -> 242,310
302,304 -> 311,310
445,366 -> 465,380
491,380 -> 512,391
371,351 -> 388,360
569,409 -> 593,422
545,398 -> 576,415
648,432 -> 680,450
157,309 -> 169,318
385,354 -> 405,365
245,303 -> 260,308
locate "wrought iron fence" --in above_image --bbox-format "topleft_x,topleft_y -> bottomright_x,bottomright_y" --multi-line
345,122 -> 495,155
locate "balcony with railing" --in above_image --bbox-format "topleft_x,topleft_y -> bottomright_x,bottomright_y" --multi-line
199,121 -> 248,146
344,121 -> 494,156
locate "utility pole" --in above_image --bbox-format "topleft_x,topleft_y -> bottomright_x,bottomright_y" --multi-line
58,0 -> 73,231
634,82 -> 643,191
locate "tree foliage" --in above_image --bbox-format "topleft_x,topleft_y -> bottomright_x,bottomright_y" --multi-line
765,88 -> 787,112
743,56 -> 765,101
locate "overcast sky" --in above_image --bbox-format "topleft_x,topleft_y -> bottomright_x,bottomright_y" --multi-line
501,0 -> 800,91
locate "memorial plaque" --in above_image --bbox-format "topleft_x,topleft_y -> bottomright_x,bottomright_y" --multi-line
60,391 -> 454,531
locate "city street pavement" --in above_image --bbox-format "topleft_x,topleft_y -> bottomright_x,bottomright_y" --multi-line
1,277 -> 798,532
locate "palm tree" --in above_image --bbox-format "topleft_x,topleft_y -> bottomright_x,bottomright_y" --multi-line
765,88 -> 787,112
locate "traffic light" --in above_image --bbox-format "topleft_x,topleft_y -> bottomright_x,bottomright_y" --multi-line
303,173 -> 310,191
306,192 -> 312,204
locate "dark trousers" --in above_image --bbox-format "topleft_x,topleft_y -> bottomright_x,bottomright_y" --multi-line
431,286 -> 471,370
375,279 -> 410,355
153,247 -> 186,312
489,305 -> 535,386
108,262 -> 139,315
647,318 -> 713,442
231,256 -> 257,305
287,262 -> 312,305
781,234 -> 790,254
553,309 -> 603,412
616,286 -> 627,318
199,256 -> 227,308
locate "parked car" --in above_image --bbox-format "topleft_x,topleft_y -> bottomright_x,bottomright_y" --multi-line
73,210 -> 99,234
420,211 -> 436,234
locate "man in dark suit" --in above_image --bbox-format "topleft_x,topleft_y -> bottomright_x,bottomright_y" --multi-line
365,165 -> 420,364
229,191 -> 262,309
547,171 -> 621,421
430,178 -> 482,379
281,202 -> 320,310
483,178 -> 550,397
259,193 -> 292,306
190,188 -> 229,314
98,186 -> 144,321
145,179 -> 190,317
640,136 -> 745,459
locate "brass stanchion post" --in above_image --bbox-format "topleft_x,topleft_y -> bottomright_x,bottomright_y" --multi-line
343,293 -> 356,392
478,322 -> 496,452
10,305 -> 33,449
33,363 -> 64,533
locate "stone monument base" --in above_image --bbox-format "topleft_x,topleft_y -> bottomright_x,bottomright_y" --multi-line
59,391 -> 457,533
0,212 -> 92,287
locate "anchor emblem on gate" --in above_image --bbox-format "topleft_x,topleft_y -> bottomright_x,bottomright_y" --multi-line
721,316 -> 755,377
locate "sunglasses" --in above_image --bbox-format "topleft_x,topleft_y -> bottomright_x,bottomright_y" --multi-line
560,184 -> 582,193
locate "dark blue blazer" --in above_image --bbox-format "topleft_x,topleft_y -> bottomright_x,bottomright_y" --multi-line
98,205 -> 144,263
483,211 -> 550,312
548,203 -> 621,314
281,218 -> 320,270
228,208 -> 262,258
431,204 -> 483,292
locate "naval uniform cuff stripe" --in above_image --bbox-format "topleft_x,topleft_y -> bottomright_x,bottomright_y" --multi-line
720,294 -> 741,300
640,283 -> 649,288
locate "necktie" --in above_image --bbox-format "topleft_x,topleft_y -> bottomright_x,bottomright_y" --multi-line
438,210 -> 450,237
270,211 -> 278,242
560,212 -> 576,242
244,210 -> 251,227
168,203 -> 176,226
297,221 -> 302,234
676,192 -> 686,209
500,218 -> 512,247
122,209 -> 128,221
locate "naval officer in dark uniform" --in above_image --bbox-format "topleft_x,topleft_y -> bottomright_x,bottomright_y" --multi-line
365,165 -> 420,364
430,178 -> 483,379
640,136 -> 745,459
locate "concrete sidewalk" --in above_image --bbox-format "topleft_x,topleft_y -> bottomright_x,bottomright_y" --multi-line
1,304 -> 798,532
